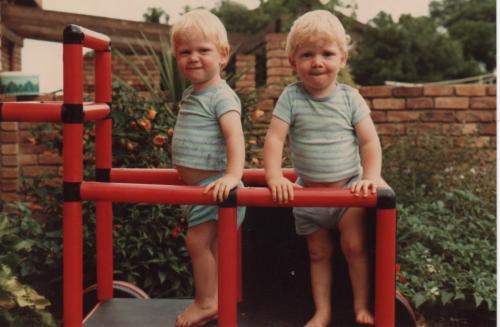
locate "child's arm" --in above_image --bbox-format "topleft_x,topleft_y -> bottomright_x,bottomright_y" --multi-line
203,111 -> 245,202
264,117 -> 299,203
352,115 -> 383,197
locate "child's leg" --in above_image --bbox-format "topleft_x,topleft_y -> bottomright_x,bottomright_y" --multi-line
338,208 -> 374,325
176,221 -> 218,327
305,228 -> 334,327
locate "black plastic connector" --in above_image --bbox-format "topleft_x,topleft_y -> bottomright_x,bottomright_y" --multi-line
377,188 -> 396,209
61,104 -> 84,123
95,168 -> 110,182
219,188 -> 237,207
63,182 -> 81,202
63,25 -> 84,44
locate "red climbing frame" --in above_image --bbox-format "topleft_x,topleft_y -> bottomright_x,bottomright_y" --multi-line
0,25 -> 397,327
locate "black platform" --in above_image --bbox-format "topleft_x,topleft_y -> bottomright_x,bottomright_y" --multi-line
84,298 -> 308,327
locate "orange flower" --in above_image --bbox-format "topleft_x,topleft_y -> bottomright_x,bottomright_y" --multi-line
138,119 -> 152,130
252,109 -> 264,120
153,134 -> 167,146
27,136 -> 37,145
127,141 -> 135,150
248,139 -> 257,145
167,128 -> 174,137
147,109 -> 157,120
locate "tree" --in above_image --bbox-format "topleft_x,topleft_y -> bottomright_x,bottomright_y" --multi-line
350,12 -> 480,85
429,0 -> 496,71
212,0 -> 356,33
143,7 -> 169,24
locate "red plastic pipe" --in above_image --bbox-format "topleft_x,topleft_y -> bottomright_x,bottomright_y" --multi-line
0,102 -> 62,122
83,103 -> 110,121
80,182 -> 215,205
94,51 -> 112,103
218,207 -> 238,327
241,168 -> 296,186
63,37 -> 84,327
374,208 -> 397,327
95,120 -> 113,301
237,187 -> 378,208
80,181 -> 378,208
110,168 -> 184,185
63,44 -> 83,104
63,125 -> 83,182
63,202 -> 83,327
237,228 -> 242,303
109,168 -> 296,186
94,47 -> 113,301
82,29 -> 111,51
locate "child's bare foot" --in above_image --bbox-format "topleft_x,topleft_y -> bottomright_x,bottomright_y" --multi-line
304,312 -> 331,327
355,308 -> 374,325
175,301 -> 217,327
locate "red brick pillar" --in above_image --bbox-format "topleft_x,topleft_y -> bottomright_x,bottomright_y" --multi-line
235,54 -> 256,93
0,120 -> 21,201
12,44 -> 22,71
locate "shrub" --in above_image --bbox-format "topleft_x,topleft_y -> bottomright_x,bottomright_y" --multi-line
383,136 -> 496,324
0,208 -> 57,327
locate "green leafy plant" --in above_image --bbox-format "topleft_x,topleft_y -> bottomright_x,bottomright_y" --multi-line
0,210 -> 57,327
382,135 -> 496,325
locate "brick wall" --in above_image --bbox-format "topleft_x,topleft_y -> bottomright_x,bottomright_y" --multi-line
0,94 -> 62,202
83,53 -> 160,94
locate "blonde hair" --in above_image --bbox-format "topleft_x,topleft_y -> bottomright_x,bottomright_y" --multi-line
286,10 -> 351,57
171,9 -> 229,54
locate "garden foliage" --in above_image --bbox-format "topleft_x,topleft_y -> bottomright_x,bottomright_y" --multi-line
383,136 -> 496,323
0,206 -> 56,327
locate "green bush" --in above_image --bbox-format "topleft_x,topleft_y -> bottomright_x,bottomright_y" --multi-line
0,209 -> 57,327
383,136 -> 496,324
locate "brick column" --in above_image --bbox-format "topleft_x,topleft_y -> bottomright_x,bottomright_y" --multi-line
0,120 -> 21,201
12,44 -> 21,71
264,33 -> 291,98
235,54 -> 256,93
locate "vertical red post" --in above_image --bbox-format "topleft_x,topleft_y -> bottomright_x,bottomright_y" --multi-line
63,35 -> 84,327
218,207 -> 238,327
374,208 -> 397,327
237,227 -> 243,303
94,49 -> 113,301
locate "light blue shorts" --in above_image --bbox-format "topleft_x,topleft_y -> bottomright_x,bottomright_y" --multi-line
293,175 -> 359,235
183,174 -> 246,228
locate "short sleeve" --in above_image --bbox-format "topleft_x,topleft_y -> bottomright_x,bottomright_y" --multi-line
350,90 -> 370,125
273,87 -> 293,125
213,89 -> 241,118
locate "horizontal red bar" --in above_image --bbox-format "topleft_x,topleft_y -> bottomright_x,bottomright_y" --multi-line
237,187 -> 377,207
110,169 -> 183,185
81,182 -> 214,205
81,28 -> 111,51
1,102 -> 62,122
242,168 -> 296,186
83,103 -> 110,121
0,102 -> 110,123
80,181 -> 378,207
110,168 -> 297,187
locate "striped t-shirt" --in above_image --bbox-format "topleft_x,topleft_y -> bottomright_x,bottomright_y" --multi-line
172,80 -> 241,171
273,82 -> 370,182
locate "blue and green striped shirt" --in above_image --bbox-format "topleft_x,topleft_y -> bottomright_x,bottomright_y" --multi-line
273,82 -> 370,182
172,80 -> 241,171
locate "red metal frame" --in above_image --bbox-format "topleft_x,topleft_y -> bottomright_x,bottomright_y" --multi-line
3,25 -> 398,327
94,47 -> 113,303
